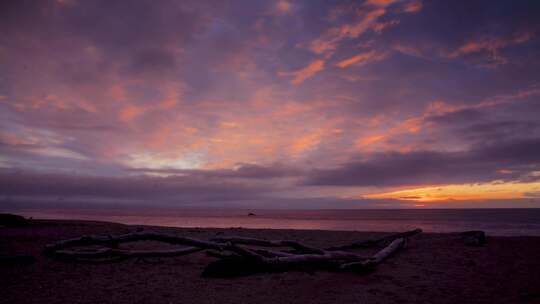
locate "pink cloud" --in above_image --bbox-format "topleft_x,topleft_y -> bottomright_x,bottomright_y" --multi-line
402,0 -> 422,13
119,104 -> 148,122
276,0 -> 292,14
365,0 -> 399,7
449,32 -> 535,65
279,59 -> 325,84
372,20 -> 400,34
335,50 -> 387,68
309,8 -> 386,56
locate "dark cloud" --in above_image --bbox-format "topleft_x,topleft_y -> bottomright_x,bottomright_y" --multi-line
128,49 -> 178,75
460,120 -> 540,143
305,138 -> 540,187
0,169 -> 271,201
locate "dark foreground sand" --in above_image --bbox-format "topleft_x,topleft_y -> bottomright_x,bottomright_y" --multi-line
1,220 -> 540,304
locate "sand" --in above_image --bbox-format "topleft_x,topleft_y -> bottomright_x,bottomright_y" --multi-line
1,219 -> 540,304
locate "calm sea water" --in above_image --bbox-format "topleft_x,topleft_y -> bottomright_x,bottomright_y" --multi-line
6,208 -> 540,236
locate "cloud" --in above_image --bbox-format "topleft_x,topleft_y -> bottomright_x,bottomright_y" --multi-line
459,120 -> 540,144
402,0 -> 422,13
119,104 -> 148,122
1,0 -> 540,209
355,134 -> 386,149
372,20 -> 400,34
0,169 -> 273,201
392,44 -> 424,57
448,32 -> 535,65
127,48 -> 178,75
305,138 -> 540,187
275,0 -> 292,14
366,181 -> 540,202
335,50 -> 387,68
309,8 -> 386,56
279,59 -> 325,84
427,109 -> 484,125
127,163 -> 303,179
364,0 -> 399,7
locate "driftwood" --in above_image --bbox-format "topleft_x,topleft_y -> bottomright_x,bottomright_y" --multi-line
203,244 -> 360,277
339,237 -> 407,272
45,231 -> 223,253
45,228 -> 422,277
54,247 -> 202,259
211,236 -> 325,254
325,228 -> 421,251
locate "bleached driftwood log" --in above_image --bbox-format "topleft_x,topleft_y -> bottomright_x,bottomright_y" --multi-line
45,228 -> 421,277
339,237 -> 406,272
54,247 -> 202,259
325,228 -> 421,251
45,231 -> 220,262
202,244 -> 362,277
45,231 -> 223,254
370,237 -> 406,263
211,236 -> 325,254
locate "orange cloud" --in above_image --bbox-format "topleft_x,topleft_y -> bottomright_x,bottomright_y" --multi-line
158,98 -> 177,110
351,85 -> 540,154
372,20 -> 400,34
13,94 -> 98,114
449,32 -> 535,65
402,0 -> 422,13
276,0 -> 292,14
350,101 -> 449,153
119,104 -> 147,122
393,44 -> 423,57
365,0 -> 398,7
309,8 -> 386,55
273,102 -> 313,117
290,132 -> 323,156
355,134 -> 385,148
365,181 -> 540,202
109,84 -> 128,102
115,81 -> 183,123
335,50 -> 387,68
279,59 -> 325,85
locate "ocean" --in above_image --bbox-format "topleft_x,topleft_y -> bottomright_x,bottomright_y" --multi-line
6,208 -> 540,236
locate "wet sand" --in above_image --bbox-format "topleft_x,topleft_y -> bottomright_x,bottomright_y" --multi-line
1,219 -> 540,304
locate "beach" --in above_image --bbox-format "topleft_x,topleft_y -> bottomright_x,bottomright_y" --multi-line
2,219 -> 540,304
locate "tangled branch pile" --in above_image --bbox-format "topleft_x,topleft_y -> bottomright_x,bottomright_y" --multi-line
44,228 -> 422,277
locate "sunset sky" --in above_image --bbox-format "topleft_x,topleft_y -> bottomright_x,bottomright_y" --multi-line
1,0 -> 540,209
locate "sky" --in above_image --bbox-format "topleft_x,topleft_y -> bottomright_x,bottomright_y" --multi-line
1,0 -> 540,209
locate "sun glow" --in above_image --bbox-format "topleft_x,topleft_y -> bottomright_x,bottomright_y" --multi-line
365,181 -> 540,202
